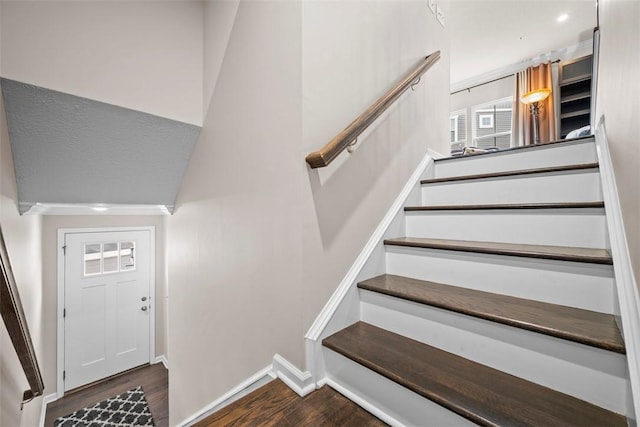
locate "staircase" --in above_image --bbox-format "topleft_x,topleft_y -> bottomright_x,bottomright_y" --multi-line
320,137 -> 631,426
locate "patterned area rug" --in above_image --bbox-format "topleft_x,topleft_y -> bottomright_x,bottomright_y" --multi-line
54,386 -> 155,427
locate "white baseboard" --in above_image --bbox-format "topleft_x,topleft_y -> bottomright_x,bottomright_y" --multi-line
154,355 -> 169,370
179,353 -> 316,426
39,393 -> 58,427
272,354 -> 315,397
178,365 -> 274,426
595,117 -> 640,420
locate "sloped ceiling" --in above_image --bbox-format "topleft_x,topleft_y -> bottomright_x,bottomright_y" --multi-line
1,78 -> 201,214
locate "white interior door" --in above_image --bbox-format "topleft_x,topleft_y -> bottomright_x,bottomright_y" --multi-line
64,229 -> 151,391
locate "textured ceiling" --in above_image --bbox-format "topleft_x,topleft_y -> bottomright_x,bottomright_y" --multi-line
1,78 -> 201,214
450,1 -> 597,87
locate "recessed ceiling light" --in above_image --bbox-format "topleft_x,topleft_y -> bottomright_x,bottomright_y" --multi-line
92,206 -> 108,212
557,13 -> 569,22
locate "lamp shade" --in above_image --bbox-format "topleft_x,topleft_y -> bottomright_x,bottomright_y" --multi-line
521,88 -> 551,105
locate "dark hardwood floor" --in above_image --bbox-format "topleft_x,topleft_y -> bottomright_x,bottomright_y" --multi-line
44,363 -> 168,427
193,378 -> 387,427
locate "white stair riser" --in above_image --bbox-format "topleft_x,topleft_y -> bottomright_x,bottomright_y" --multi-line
361,290 -> 629,416
435,140 -> 596,178
324,349 -> 476,427
385,246 -> 616,314
421,171 -> 602,205
405,209 -> 608,248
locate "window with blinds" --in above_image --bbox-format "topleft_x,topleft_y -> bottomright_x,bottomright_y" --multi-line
449,109 -> 467,152
472,97 -> 513,149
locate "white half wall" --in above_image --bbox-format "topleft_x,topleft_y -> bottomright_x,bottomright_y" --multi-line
595,0 -> 640,289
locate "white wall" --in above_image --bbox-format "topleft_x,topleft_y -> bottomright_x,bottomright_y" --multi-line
0,107 -> 168,423
1,2 -> 450,424
167,1 -> 449,424
0,90 -> 44,427
0,1 -> 203,125
203,0 -> 240,118
299,0 -> 450,340
0,1 -> 181,409
167,3 -> 304,423
595,0 -> 640,292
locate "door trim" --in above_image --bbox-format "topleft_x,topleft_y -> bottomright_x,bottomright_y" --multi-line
56,226 -> 156,398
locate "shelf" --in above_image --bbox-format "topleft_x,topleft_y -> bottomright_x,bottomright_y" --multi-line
561,92 -> 591,103
561,109 -> 590,119
558,55 -> 593,142
560,74 -> 592,86
560,80 -> 591,98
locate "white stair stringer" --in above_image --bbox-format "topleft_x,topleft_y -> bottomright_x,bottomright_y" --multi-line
596,119 -> 640,420
323,348 -> 476,427
359,289 -> 630,416
434,137 -> 596,178
405,207 -> 608,248
422,168 -> 602,205
386,246 -> 617,315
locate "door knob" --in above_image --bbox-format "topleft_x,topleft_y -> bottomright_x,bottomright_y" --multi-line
141,306 -> 148,311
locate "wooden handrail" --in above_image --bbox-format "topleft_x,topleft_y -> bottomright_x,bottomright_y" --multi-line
0,225 -> 44,405
305,51 -> 441,168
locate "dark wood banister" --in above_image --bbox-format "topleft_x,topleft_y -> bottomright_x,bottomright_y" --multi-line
0,225 -> 44,405
305,51 -> 441,169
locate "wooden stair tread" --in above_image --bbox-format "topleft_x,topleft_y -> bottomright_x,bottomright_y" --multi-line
435,135 -> 594,162
405,201 -> 605,212
384,237 -> 613,265
358,274 -> 625,353
421,162 -> 599,184
323,322 -> 627,427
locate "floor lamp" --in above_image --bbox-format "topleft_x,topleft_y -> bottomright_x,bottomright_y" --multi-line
521,88 -> 551,144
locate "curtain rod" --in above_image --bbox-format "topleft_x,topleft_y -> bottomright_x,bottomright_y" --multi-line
450,59 -> 561,95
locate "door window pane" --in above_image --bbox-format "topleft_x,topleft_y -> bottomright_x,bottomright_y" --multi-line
103,242 -> 119,273
84,244 -> 102,276
120,242 -> 135,271
83,240 -> 137,277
